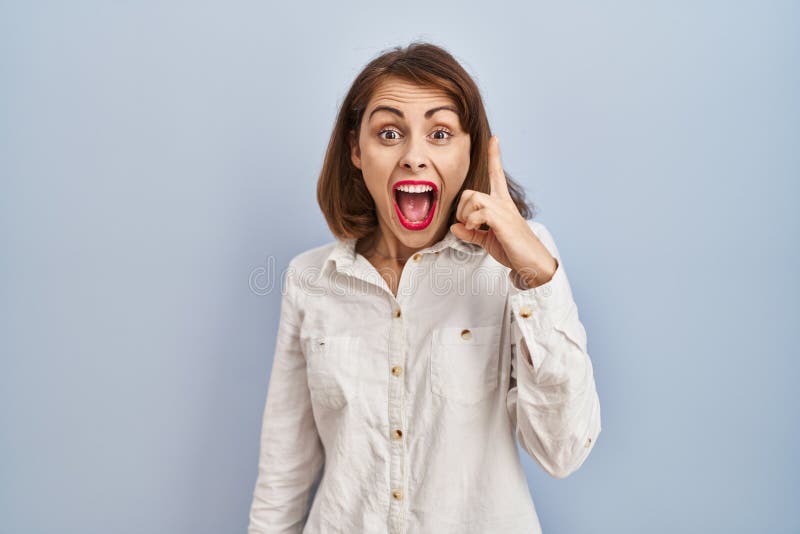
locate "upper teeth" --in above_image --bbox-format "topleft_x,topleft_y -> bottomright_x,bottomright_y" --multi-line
395,184 -> 434,193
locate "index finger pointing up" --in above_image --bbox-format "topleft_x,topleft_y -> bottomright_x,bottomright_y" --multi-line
488,136 -> 511,199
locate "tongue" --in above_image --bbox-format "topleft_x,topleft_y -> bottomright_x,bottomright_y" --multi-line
396,191 -> 432,222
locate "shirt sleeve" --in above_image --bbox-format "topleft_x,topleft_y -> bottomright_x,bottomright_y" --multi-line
505,221 -> 602,479
248,261 -> 324,533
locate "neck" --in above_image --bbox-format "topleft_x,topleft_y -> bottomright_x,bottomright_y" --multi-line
357,219 -> 450,264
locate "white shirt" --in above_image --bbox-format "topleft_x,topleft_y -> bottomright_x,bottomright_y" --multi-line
248,219 -> 602,534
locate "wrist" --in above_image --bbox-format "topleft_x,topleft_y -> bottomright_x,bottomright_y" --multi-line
513,257 -> 559,289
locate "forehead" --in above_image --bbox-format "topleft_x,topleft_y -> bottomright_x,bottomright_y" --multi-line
366,77 -> 456,113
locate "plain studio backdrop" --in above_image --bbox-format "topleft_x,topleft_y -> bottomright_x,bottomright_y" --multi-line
1,1 -> 798,533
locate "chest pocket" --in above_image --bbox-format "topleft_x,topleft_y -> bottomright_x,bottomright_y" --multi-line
430,324 -> 502,405
305,335 -> 361,411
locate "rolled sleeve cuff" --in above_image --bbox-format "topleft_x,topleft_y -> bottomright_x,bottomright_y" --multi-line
509,258 -> 574,322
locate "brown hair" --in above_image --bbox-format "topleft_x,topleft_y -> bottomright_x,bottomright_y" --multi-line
317,40 -> 537,240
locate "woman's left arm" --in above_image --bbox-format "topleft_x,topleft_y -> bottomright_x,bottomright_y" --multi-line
450,136 -> 602,479
504,221 -> 602,479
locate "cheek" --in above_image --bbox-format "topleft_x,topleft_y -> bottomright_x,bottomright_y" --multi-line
438,154 -> 470,192
360,170 -> 392,209
363,179 -> 389,206
361,150 -> 394,180
441,139 -> 471,175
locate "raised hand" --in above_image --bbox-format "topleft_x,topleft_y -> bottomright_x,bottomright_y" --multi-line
450,136 -> 558,288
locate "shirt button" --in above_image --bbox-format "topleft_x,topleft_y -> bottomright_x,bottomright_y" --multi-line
519,305 -> 533,318
393,308 -> 402,318
585,437 -> 592,448
392,489 -> 403,501
391,365 -> 403,376
392,428 -> 403,439
460,328 -> 472,340
413,253 -> 422,262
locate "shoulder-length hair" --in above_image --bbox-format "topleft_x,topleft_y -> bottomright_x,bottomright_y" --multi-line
317,41 -> 537,240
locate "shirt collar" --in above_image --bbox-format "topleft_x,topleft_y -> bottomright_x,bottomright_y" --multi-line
321,228 -> 485,278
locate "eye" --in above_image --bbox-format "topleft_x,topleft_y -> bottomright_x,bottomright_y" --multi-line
378,128 -> 402,141
431,128 -> 453,142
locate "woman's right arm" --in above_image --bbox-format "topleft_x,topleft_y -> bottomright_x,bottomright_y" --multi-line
248,263 -> 324,534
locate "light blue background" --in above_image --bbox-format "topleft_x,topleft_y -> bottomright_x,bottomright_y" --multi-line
2,1 -> 798,533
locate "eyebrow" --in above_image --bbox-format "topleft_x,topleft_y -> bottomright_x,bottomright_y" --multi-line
368,104 -> 459,121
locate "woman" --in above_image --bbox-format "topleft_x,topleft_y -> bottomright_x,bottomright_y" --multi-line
248,42 -> 602,534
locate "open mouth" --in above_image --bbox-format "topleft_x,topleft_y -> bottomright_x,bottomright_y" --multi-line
392,180 -> 438,230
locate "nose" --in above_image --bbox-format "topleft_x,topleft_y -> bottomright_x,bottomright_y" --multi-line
398,136 -> 428,171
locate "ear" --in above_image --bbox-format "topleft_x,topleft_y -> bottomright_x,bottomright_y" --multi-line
349,130 -> 362,170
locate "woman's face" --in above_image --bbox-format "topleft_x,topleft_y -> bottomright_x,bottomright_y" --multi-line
350,77 -> 471,249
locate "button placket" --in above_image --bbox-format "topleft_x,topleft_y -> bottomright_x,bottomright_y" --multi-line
388,301 -> 407,531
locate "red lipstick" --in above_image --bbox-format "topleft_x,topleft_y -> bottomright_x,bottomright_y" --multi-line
392,179 -> 438,231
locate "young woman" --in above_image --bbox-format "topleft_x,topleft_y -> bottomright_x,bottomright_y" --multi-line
248,42 -> 602,534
